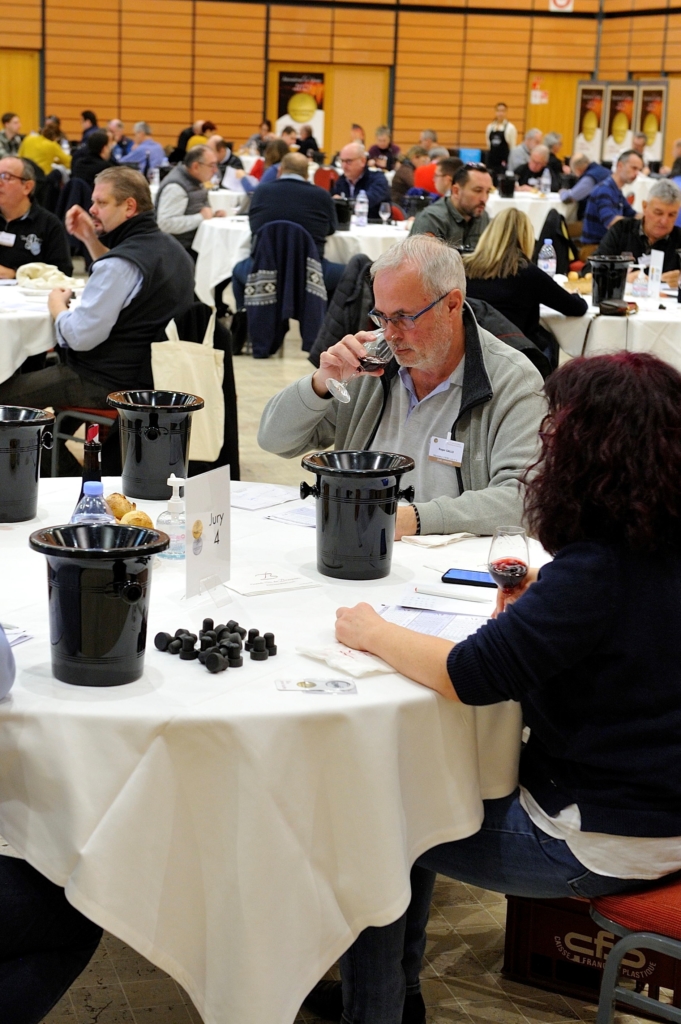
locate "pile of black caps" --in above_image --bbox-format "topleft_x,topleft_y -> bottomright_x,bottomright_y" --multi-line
154,618 -> 277,674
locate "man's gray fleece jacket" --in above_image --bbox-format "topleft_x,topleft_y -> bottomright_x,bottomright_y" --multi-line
258,305 -> 546,536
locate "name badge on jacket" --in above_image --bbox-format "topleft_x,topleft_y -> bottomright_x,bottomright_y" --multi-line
0,232 -> 16,247
429,435 -> 464,468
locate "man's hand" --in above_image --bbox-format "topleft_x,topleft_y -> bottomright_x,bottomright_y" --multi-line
213,209 -> 227,218
48,287 -> 73,320
0,266 -> 15,280
335,602 -> 384,653
311,330 -> 386,397
662,269 -> 680,289
200,207 -> 214,220
395,505 -> 418,540
65,205 -> 97,246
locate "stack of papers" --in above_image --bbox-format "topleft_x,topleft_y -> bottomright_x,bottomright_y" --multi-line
1,623 -> 33,647
266,506 -> 316,528
380,605 -> 487,642
230,483 -> 298,511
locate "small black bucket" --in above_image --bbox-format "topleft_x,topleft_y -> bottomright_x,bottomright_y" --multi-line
29,524 -> 169,687
107,390 -> 204,500
333,195 -> 353,230
300,450 -> 415,580
0,406 -> 54,523
497,172 -> 516,198
589,255 -> 633,306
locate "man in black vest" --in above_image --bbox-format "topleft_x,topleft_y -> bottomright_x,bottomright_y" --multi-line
155,145 -> 226,252
0,166 -> 195,409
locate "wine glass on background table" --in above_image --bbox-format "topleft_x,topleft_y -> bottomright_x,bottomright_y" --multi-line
326,331 -> 393,403
379,202 -> 391,226
487,526 -> 529,595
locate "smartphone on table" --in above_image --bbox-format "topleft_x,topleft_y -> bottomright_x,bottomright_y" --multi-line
441,568 -> 496,589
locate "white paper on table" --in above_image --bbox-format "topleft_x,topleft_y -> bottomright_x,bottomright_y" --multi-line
226,564 -> 320,596
230,483 -> 298,511
222,166 -> 245,194
380,605 -> 488,642
296,643 -> 393,677
0,624 -> 33,647
401,532 -> 475,548
398,586 -> 495,613
266,506 -> 316,528
184,465 -> 231,599
649,249 -> 664,301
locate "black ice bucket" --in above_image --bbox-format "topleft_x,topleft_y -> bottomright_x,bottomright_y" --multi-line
29,524 -> 169,686
300,450 -> 415,580
333,195 -> 353,230
0,406 -> 54,523
107,390 -> 204,500
497,172 -> 516,198
589,255 -> 633,306
404,195 -> 432,218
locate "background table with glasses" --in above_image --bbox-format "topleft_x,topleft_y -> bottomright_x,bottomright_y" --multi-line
487,193 -> 569,239
0,476 -> 532,1024
0,284 -> 57,384
192,218 -> 410,306
541,293 -> 681,370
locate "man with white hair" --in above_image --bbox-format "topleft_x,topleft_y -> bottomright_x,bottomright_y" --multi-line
515,145 -> 559,192
108,119 -> 132,161
331,141 -> 391,219
117,122 -> 167,173
419,129 -> 438,153
507,128 -> 543,173
258,235 -> 545,539
587,178 -> 681,288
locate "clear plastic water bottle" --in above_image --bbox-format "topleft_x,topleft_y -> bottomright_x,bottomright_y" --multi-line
148,167 -> 160,188
539,167 -> 552,195
71,481 -> 117,525
538,238 -> 557,278
354,190 -> 369,228
632,265 -> 649,299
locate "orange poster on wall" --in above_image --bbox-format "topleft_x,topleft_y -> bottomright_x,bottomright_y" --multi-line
574,83 -> 605,163
637,86 -> 666,163
602,86 -> 636,162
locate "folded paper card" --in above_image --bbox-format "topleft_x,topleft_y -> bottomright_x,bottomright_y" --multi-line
226,564 -> 320,596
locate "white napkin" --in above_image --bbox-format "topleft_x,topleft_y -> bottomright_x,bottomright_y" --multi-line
296,643 -> 393,677
401,532 -> 476,548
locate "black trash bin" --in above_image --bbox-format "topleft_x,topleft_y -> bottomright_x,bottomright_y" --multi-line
497,172 -> 517,198
107,390 -> 204,500
300,450 -> 415,580
0,406 -> 54,523
333,195 -> 353,231
29,523 -> 169,686
589,254 -> 633,306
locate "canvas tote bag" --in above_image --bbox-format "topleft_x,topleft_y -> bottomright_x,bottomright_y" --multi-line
151,310 -> 224,463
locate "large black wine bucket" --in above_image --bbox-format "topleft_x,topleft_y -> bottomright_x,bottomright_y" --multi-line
300,451 -> 415,580
589,255 -> 633,306
29,524 -> 169,686
107,390 -> 204,500
0,406 -> 54,523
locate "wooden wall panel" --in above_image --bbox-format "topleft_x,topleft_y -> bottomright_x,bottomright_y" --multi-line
194,1 -> 265,141
599,17 -> 632,78
120,0 -> 192,144
0,0 -> 42,50
268,6 -> 332,64
331,8 -> 396,67
459,15 -> 530,147
392,11 -> 464,150
666,13 -> 681,73
530,17 -> 596,71
44,0 -> 119,139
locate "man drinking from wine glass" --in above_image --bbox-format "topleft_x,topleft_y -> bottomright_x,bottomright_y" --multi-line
258,234 -> 546,539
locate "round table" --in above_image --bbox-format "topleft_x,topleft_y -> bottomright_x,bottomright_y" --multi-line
0,477 -> 525,1024
192,219 -> 409,307
487,192 -> 569,240
541,292 -> 681,370
0,284 -> 56,384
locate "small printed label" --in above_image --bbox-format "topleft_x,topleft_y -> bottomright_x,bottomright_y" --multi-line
0,232 -> 16,247
428,435 -> 464,467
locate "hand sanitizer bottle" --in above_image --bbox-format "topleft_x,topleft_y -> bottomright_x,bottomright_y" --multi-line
156,474 -> 186,560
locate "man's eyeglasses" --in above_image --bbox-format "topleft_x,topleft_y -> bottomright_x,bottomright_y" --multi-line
369,292 -> 449,331
0,171 -> 29,183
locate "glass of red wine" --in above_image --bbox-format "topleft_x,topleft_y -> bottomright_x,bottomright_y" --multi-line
326,330 -> 393,403
488,526 -> 529,595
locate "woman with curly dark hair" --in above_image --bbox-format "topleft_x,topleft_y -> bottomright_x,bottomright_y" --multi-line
304,352 -> 681,1024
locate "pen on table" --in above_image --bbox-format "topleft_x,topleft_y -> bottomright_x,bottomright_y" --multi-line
413,585 -> 493,605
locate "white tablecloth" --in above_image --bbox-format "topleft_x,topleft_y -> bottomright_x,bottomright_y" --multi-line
541,295 -> 681,370
487,192 -> 569,240
0,477 -> 525,1024
0,286 -> 56,384
193,219 -> 408,306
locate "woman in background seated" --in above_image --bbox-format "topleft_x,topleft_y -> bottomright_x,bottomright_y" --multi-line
305,352 -> 681,1024
464,208 -> 586,361
259,138 -> 294,185
0,627 -> 103,1023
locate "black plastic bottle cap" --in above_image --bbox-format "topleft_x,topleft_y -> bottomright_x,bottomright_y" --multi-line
206,652 -> 228,673
226,620 -> 238,632
248,628 -> 260,642
154,632 -> 173,652
175,628 -> 190,638
202,617 -> 214,633
168,639 -> 182,654
236,626 -> 247,639
228,655 -> 243,668
228,633 -> 242,647
250,649 -> 268,661
253,636 -> 266,652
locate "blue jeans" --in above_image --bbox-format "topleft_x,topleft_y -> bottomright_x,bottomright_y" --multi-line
231,256 -> 345,310
338,791 -> 649,1024
0,856 -> 102,1024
